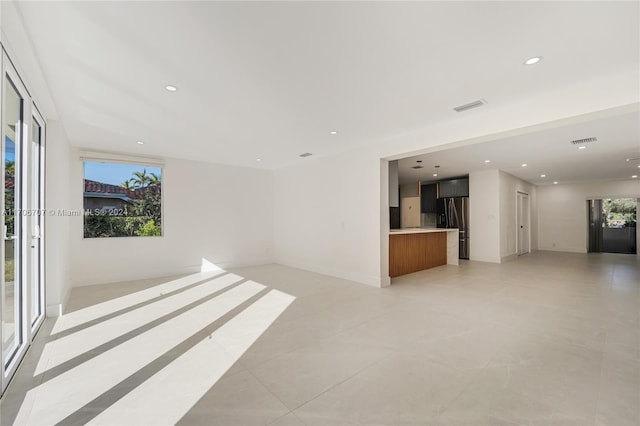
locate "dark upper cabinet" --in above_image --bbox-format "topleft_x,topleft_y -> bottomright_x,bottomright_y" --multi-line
438,178 -> 469,198
421,183 -> 438,213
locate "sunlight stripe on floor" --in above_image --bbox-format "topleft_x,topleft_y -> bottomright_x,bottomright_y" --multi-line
52,271 -> 226,334
14,281 -> 266,426
35,273 -> 244,376
88,289 -> 295,425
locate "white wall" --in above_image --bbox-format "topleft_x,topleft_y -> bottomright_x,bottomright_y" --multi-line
45,122 -> 73,315
499,171 -> 538,260
69,154 -> 274,286
538,179 -> 640,253
274,148 -> 384,286
468,170 -> 501,263
274,71 -> 638,286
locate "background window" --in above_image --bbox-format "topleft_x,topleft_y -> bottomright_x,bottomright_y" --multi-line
83,161 -> 162,238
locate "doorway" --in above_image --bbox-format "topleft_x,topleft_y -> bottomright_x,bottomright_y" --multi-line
516,191 -> 530,255
588,198 -> 637,254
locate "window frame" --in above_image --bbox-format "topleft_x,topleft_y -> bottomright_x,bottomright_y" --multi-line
80,152 -> 165,240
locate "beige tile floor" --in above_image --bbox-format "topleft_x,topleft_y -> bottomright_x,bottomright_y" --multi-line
1,251 -> 638,425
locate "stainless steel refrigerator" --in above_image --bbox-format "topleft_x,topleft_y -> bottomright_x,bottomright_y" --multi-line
437,197 -> 470,259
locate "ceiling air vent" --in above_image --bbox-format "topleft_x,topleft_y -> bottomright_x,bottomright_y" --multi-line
299,152 -> 313,158
453,99 -> 486,113
411,165 -> 423,169
570,137 -> 597,145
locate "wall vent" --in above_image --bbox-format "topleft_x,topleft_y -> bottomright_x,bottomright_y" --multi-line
411,165 -> 423,169
570,137 -> 597,145
453,99 -> 486,112
299,152 -> 313,157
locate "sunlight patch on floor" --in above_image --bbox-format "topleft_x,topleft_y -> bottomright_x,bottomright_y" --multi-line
51,271 -> 226,335
89,289 -> 295,425
201,257 -> 223,272
15,281 -> 266,425
35,273 -> 244,376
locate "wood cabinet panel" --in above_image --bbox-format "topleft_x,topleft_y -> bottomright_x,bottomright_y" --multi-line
389,232 -> 447,277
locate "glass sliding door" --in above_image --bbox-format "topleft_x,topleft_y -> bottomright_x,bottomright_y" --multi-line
1,51 -> 44,396
588,199 -> 604,252
588,198 -> 637,254
2,62 -> 28,381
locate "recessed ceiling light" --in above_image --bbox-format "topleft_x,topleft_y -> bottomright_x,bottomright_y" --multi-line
484,160 -> 491,163
433,173 -> 438,177
578,146 -> 586,150
136,141 -> 144,145
521,163 -> 527,167
633,175 -> 638,179
330,131 -> 337,135
165,85 -> 178,92
256,158 -> 262,162
553,181 -> 558,184
524,56 -> 543,65
540,174 -> 546,178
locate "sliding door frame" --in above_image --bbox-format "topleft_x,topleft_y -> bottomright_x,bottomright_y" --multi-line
1,48 -> 46,396
29,106 -> 45,334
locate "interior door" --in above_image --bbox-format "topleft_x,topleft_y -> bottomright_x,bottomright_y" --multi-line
517,192 -> 530,255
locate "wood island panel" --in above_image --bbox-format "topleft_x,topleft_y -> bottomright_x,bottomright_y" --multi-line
389,232 -> 447,277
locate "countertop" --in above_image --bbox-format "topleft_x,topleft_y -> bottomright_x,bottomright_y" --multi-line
389,228 -> 459,235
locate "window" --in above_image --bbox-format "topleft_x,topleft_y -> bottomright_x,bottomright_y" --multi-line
83,161 -> 162,238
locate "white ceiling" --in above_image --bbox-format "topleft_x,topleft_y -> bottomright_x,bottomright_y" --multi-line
398,107 -> 640,185
15,1 -> 640,170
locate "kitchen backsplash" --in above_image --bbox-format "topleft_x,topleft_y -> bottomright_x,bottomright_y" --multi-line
421,213 -> 437,228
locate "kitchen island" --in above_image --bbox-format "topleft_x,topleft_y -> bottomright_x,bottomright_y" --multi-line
389,228 -> 459,277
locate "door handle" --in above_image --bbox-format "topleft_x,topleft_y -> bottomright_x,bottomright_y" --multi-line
3,225 -> 16,241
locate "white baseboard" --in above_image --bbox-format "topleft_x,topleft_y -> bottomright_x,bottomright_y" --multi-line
274,257 -> 386,288
71,256 -> 275,287
46,278 -> 72,318
46,303 -> 63,317
537,247 -> 587,254
469,255 -> 502,263
380,276 -> 391,288
501,253 -> 519,262
72,265 -> 200,288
